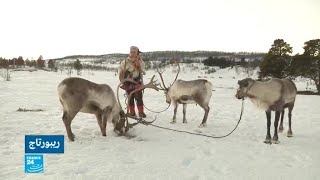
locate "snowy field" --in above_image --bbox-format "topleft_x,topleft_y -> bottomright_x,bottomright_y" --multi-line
0,66 -> 319,180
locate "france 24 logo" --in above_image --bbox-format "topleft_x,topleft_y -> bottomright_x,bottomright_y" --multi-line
25,155 -> 44,173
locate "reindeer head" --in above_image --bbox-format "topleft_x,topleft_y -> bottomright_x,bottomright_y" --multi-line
157,61 -> 180,104
236,78 -> 255,100
113,109 -> 128,135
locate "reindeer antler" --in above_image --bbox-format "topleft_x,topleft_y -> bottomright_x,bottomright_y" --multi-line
117,78 -> 137,110
126,75 -> 160,115
115,75 -> 161,132
172,60 -> 180,84
122,78 -> 139,85
157,60 -> 180,89
157,69 -> 168,90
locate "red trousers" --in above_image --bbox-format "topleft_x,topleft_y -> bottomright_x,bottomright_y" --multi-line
126,83 -> 144,113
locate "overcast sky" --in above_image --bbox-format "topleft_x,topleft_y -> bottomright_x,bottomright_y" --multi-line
0,0 -> 319,59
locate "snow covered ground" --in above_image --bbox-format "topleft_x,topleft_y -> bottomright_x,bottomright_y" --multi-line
0,65 -> 319,180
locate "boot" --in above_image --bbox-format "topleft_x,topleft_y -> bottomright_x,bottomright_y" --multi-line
137,106 -> 146,118
128,106 -> 136,117
139,112 -> 146,118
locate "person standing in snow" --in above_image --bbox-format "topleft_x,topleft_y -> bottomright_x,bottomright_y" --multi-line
118,46 -> 146,118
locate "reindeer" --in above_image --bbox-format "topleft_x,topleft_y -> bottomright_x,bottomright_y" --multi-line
57,76 -> 160,141
157,63 -> 213,127
235,78 -> 297,144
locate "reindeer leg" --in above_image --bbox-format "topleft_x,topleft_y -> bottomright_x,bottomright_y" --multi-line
199,106 -> 209,128
279,110 -> 285,133
264,111 -> 272,144
287,105 -> 294,137
101,107 -> 112,136
183,104 -> 187,123
171,102 -> 178,124
95,112 -> 104,135
62,111 -> 78,141
101,118 -> 107,136
272,111 -> 281,144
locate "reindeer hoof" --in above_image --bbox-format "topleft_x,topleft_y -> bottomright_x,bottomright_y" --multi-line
199,123 -> 207,128
263,139 -> 271,144
68,133 -> 75,141
271,136 -> 279,144
170,120 -> 176,124
279,127 -> 284,133
183,120 -> 187,123
287,131 -> 293,137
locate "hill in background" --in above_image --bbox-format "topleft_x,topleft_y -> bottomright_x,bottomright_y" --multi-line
46,51 -> 265,63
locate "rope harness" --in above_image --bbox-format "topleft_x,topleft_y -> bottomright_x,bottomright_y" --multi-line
130,99 -> 245,139
123,93 -> 171,113
119,68 -> 245,138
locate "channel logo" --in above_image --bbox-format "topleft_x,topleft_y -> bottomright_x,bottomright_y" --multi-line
25,154 -> 44,173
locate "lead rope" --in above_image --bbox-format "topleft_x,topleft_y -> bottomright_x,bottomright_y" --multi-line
123,93 -> 171,113
143,104 -> 170,113
134,99 -> 245,139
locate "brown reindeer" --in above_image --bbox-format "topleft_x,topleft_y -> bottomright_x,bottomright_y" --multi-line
57,76 -> 160,141
236,78 -> 297,144
158,63 -> 213,127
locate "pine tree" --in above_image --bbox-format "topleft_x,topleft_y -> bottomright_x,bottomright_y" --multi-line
38,55 -> 43,61
291,39 -> 320,93
30,60 -> 37,67
74,59 -> 83,75
17,56 -> 24,66
259,39 -> 292,79
36,55 -> 45,68
0,58 -> 9,68
37,59 -> 45,68
25,59 -> 30,67
48,60 -> 55,70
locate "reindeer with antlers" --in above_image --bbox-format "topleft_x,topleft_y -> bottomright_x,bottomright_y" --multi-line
157,62 -> 213,127
57,75 -> 161,141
